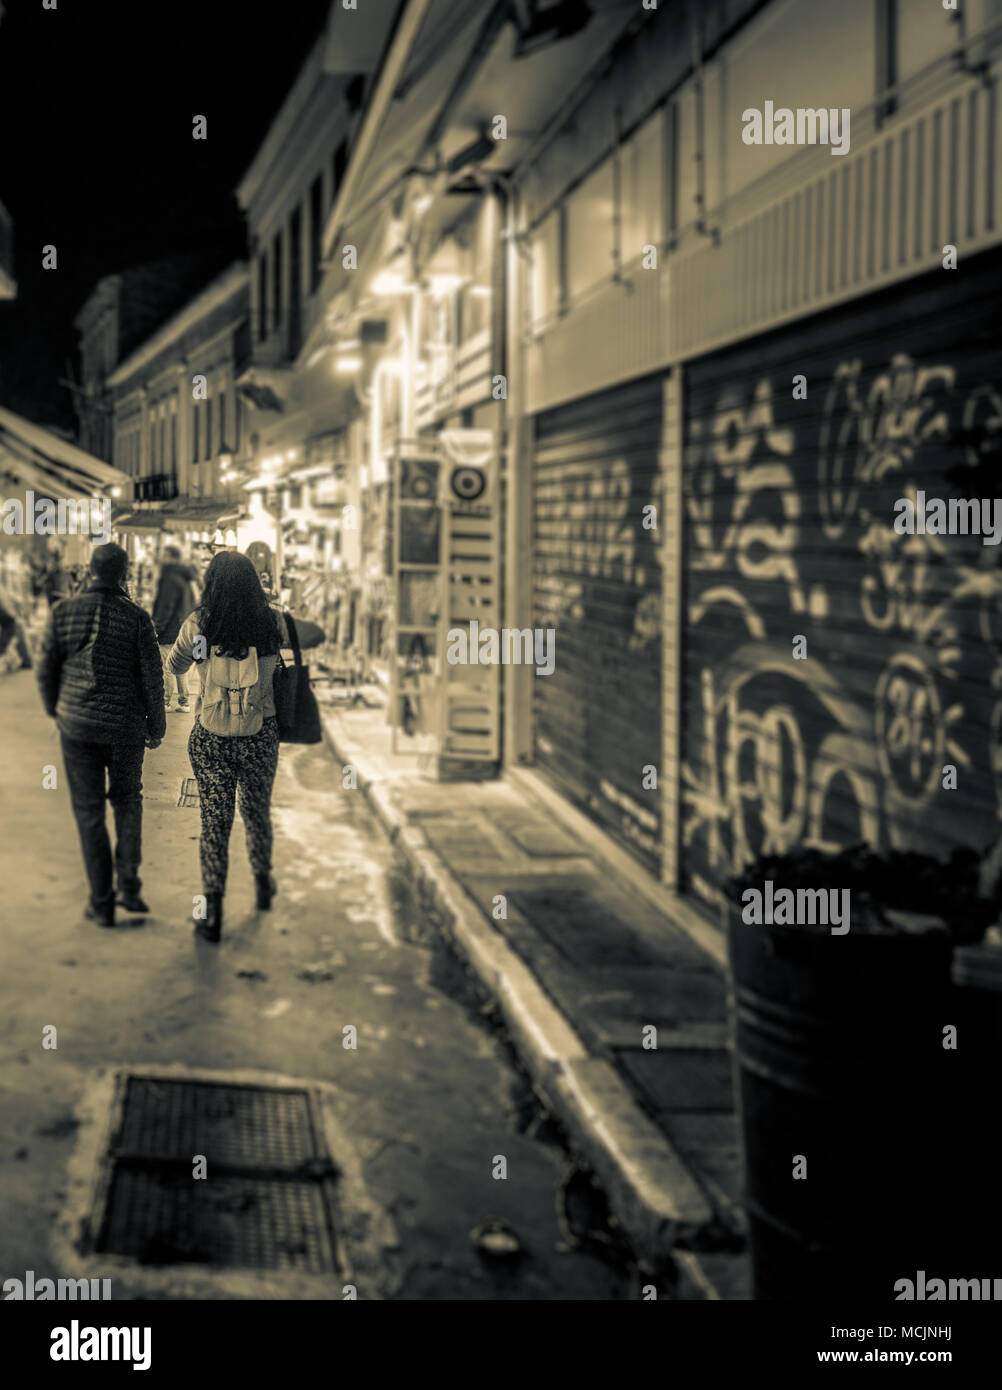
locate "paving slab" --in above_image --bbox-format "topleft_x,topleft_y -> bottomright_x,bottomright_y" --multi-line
617,1049 -> 735,1115
659,1112 -> 746,1232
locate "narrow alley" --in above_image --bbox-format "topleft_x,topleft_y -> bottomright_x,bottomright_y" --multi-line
0,667 -> 635,1300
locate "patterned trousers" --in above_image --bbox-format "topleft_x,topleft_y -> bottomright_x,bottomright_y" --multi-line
188,716 -> 280,894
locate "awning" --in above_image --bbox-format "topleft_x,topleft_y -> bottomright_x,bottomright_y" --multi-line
153,500 -> 239,536
112,501 -> 237,538
0,404 -> 129,499
112,512 -> 165,533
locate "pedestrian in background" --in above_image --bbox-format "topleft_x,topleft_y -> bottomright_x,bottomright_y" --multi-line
152,540 -> 198,712
36,543 -> 165,927
167,551 -> 287,944
41,546 -> 71,608
0,578 -> 32,670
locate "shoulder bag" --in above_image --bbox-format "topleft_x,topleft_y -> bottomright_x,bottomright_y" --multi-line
273,612 -> 324,744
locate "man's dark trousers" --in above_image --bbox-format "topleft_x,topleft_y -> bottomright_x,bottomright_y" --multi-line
60,735 -> 145,911
0,616 -> 31,666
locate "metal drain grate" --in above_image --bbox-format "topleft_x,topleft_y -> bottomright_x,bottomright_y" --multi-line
177,776 -> 199,808
116,1078 -> 317,1167
101,1170 -> 333,1271
94,1077 -> 340,1275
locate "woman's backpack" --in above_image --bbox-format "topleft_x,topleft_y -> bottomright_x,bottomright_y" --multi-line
201,647 -> 264,736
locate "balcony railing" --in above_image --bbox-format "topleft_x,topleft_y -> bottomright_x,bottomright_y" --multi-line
134,472 -> 179,502
251,324 -> 292,369
415,329 -> 492,429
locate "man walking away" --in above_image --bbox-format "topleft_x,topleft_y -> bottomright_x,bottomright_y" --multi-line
153,541 -> 198,711
42,546 -> 71,609
36,543 -> 165,927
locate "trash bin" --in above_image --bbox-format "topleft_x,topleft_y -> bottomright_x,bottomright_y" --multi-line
726,903 -> 954,1300
945,940 -> 1002,1271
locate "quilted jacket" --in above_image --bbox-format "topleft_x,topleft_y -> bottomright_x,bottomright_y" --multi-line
36,582 -> 166,744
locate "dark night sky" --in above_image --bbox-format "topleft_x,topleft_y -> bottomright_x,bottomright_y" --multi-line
0,0 -> 334,431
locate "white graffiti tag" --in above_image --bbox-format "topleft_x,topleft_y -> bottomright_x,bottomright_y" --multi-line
687,377 -> 827,616
818,352 -> 954,538
681,647 -> 880,902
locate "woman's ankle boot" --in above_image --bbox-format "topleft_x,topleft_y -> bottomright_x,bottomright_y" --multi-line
255,873 -> 277,911
194,891 -> 223,943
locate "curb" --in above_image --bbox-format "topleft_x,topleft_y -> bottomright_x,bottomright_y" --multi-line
320,708 -> 728,1274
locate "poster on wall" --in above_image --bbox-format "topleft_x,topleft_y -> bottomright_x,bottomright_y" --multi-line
389,436 -> 500,764
438,428 -> 499,763
390,451 -> 442,758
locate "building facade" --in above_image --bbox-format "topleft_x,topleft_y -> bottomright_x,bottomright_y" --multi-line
73,255 -> 228,463
501,0 -> 1002,920
105,263 -> 251,579
233,6 -> 389,655
305,0 -> 640,763
233,0 -> 1002,909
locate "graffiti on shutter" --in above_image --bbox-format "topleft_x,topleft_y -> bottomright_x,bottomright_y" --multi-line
681,254 -> 1002,911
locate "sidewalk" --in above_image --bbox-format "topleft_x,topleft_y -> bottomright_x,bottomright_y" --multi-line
317,683 -> 750,1298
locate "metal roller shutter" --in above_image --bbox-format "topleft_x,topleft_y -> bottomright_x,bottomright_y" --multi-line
680,248 -> 1002,913
533,373 -> 665,872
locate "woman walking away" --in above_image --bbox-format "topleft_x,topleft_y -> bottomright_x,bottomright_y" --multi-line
167,552 -> 288,943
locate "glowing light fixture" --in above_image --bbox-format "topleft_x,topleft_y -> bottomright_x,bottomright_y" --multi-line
371,268 -> 416,296
428,272 -> 465,297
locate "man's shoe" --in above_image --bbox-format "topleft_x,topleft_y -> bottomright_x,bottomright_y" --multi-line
194,891 -> 223,944
117,892 -> 149,914
85,901 -> 116,928
176,694 -> 189,709
255,872 -> 277,911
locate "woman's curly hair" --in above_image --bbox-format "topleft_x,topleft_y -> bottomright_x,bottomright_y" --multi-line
196,551 -> 281,658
